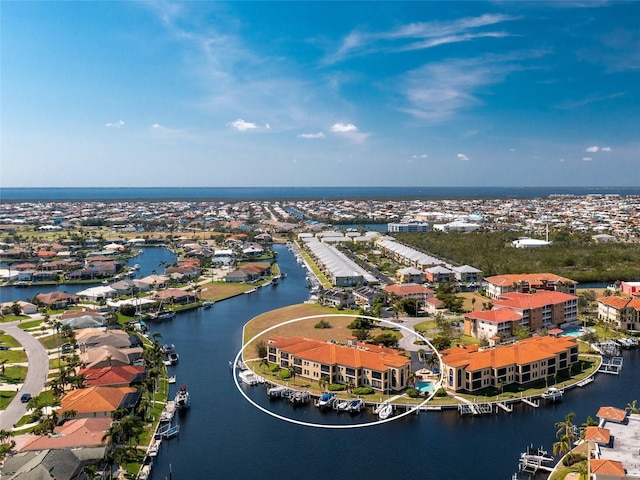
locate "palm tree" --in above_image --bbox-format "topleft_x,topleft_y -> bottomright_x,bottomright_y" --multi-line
555,412 -> 577,451
626,399 -> 640,414
552,435 -> 571,457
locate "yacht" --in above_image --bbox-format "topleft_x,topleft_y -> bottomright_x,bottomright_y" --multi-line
175,385 -> 191,409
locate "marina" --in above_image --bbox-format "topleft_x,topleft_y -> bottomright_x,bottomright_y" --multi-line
598,356 -> 624,374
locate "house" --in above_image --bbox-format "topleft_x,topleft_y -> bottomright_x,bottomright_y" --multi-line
597,297 -> 640,331
75,328 -> 135,351
319,289 -> 355,309
153,288 -> 194,305
267,336 -> 411,392
352,286 -> 383,310
58,386 -> 141,419
452,265 -> 484,286
620,281 -> 640,297
59,310 -> 106,329
1,447 -> 106,479
383,283 -> 435,303
395,267 -> 425,284
424,265 -> 455,284
225,269 -> 251,283
463,308 -> 525,342
34,291 -> 77,309
80,345 -> 143,369
440,336 -> 579,393
80,365 -> 146,387
0,300 -> 37,315
19,417 -> 112,451
483,273 -> 577,299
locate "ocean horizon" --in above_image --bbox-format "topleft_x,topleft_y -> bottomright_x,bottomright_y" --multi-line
2,186 -> 639,201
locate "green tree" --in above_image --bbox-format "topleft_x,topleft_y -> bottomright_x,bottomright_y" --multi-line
555,412 -> 577,452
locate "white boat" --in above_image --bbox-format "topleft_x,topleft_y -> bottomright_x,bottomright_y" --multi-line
377,403 -> 393,420
316,393 -> 335,408
347,398 -> 365,413
202,301 -> 214,308
175,385 -> 191,409
168,375 -> 176,384
147,439 -> 160,457
139,464 -> 151,480
335,399 -> 350,411
541,387 -> 563,401
239,369 -> 258,386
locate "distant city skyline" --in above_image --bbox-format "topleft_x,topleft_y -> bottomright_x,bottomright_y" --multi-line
1,1 -> 639,188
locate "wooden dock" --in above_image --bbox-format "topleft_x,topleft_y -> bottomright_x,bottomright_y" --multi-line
521,397 -> 539,408
598,356 -> 623,375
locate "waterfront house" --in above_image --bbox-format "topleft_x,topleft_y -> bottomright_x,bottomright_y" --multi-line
59,310 -> 106,329
319,289 -> 355,309
80,365 -> 146,387
440,336 -> 578,393
1,447 -> 106,479
58,386 -> 141,420
225,269 -> 250,283
483,273 -> 577,299
597,297 -> 640,332
80,344 -> 143,369
267,336 -> 411,393
76,328 -> 136,352
19,417 -> 112,452
35,291 -> 77,309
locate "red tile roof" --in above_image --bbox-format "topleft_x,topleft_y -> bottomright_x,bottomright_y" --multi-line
59,386 -> 137,414
441,336 -> 577,371
20,417 -> 112,451
383,284 -> 434,296
494,290 -> 577,310
80,365 -> 145,387
583,426 -> 611,444
270,336 -> 410,370
590,459 -> 625,477
464,308 -> 522,324
596,406 -> 627,423
484,273 -> 575,287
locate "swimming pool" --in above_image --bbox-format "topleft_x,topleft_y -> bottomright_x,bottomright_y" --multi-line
562,326 -> 584,337
417,380 -> 434,394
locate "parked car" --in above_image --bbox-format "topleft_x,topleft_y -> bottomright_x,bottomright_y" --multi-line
0,344 -> 10,350
61,343 -> 73,353
20,393 -> 32,403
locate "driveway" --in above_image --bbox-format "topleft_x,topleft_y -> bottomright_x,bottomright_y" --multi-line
0,321 -> 50,431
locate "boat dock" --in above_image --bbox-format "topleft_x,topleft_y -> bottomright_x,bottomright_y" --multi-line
577,376 -> 594,387
458,402 -> 493,415
520,397 -> 539,408
496,401 -> 513,413
598,356 -> 623,374
518,445 -> 555,474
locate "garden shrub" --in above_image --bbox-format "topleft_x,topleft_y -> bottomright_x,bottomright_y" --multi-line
269,363 -> 280,373
406,388 -> 420,398
352,387 -> 373,395
278,369 -> 291,380
328,383 -> 345,391
435,387 -> 448,397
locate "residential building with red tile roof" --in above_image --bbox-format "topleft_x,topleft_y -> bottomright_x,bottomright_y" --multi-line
20,417 -> 112,452
483,273 -> 577,299
598,296 -> 640,332
80,365 -> 146,387
58,386 -> 141,419
596,406 -> 628,423
586,408 -> 640,479
589,459 -> 626,478
267,336 -> 411,392
383,283 -> 435,303
440,336 -> 578,393
492,290 -> 579,331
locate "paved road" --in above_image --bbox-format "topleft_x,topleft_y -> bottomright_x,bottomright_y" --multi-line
0,321 -> 50,431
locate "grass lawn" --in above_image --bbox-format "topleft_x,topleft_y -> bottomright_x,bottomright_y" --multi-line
0,365 -> 28,385
414,319 -> 437,332
243,304 -> 363,358
0,349 -> 28,364
0,390 -> 17,409
0,334 -> 21,348
0,315 -> 30,323
199,281 -> 253,301
39,334 -> 66,350
18,320 -> 43,330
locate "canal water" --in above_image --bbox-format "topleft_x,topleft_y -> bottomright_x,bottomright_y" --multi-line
3,245 -> 639,479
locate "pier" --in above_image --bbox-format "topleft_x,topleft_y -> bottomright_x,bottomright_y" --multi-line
520,397 -> 539,408
598,356 -> 623,375
458,402 -> 493,415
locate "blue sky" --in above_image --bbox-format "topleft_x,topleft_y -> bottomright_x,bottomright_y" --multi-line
1,1 -> 638,188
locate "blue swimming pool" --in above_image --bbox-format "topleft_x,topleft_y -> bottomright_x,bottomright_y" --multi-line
562,326 -> 584,337
417,381 -> 434,394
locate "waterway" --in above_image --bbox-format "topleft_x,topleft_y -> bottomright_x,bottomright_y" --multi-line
145,245 -> 640,480
4,244 -> 639,479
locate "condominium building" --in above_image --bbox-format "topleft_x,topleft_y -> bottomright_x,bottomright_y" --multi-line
597,296 -> 640,331
267,336 -> 411,393
441,336 -> 579,393
483,273 -> 577,299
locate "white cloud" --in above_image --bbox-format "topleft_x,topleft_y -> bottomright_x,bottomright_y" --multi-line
228,118 -> 270,132
602,146 -> 612,152
398,52 -> 543,122
298,132 -> 325,139
330,123 -> 359,133
585,145 -> 600,153
457,153 -> 469,161
582,157 -> 593,161
329,13 -> 516,62
105,120 -> 125,128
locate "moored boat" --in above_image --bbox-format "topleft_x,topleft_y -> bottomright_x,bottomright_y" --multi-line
175,384 -> 191,409
541,387 -> 563,401
202,301 -> 214,308
316,393 -> 335,408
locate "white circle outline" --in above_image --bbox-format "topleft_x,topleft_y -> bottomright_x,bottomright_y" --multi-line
233,313 -> 444,429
